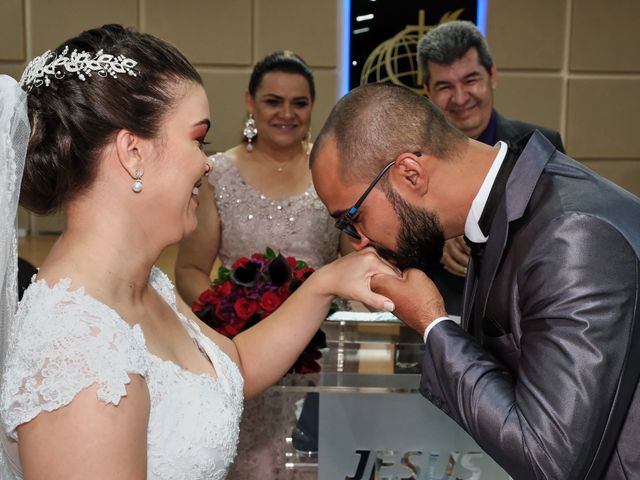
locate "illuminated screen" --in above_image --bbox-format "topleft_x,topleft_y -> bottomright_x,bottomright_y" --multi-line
342,0 -> 484,94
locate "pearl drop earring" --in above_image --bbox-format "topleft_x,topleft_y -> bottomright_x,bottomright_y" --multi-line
132,168 -> 143,193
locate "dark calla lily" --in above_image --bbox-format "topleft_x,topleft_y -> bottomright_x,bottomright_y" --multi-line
269,253 -> 293,286
231,261 -> 260,287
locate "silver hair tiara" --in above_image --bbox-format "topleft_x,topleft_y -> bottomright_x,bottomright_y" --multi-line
19,45 -> 138,91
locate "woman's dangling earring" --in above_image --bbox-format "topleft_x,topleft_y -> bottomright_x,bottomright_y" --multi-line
304,127 -> 312,155
243,113 -> 257,152
132,168 -> 143,193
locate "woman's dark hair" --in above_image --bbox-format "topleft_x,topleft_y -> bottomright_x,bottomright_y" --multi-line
247,51 -> 315,101
21,24 -> 202,214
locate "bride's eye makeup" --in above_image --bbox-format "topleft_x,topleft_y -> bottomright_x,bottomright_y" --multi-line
192,119 -> 211,149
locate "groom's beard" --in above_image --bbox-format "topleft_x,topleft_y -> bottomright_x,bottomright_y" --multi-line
374,188 -> 445,274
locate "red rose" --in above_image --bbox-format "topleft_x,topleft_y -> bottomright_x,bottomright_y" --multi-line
292,350 -> 323,374
233,297 -> 258,321
198,288 -> 218,304
294,266 -> 314,281
232,257 -> 251,269
259,291 -> 283,313
192,301 -> 203,314
277,284 -> 291,300
214,302 -> 226,322
224,322 -> 244,337
286,256 -> 297,270
216,281 -> 233,297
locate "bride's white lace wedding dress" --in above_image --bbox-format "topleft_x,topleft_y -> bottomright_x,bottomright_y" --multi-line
0,267 -> 243,480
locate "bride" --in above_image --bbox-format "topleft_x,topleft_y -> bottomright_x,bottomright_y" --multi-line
0,25 -> 397,479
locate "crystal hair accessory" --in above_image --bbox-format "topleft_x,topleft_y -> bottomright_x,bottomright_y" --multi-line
19,45 -> 139,91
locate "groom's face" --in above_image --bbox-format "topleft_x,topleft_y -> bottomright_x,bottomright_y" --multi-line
311,138 -> 445,273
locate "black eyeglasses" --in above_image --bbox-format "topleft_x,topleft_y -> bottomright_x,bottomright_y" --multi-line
335,152 -> 422,240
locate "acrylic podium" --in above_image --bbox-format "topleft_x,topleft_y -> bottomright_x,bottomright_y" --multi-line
263,312 -> 511,480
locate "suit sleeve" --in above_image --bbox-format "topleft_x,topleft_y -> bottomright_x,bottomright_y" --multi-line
419,213 -> 639,480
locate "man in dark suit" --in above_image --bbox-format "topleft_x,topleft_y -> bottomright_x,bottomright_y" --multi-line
310,83 -> 640,479
418,20 -> 566,316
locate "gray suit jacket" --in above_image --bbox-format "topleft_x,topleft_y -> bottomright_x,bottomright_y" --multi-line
420,132 -> 640,479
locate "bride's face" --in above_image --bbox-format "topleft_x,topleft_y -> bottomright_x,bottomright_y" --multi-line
146,82 -> 211,243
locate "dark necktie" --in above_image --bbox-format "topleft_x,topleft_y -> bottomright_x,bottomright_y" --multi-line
464,235 -> 486,273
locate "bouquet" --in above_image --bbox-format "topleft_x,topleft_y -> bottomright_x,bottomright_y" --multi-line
192,247 -> 330,374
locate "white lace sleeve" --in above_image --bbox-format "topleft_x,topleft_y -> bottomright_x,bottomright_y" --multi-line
0,280 -> 148,440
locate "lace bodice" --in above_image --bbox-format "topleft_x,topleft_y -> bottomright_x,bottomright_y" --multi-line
0,268 -> 244,480
210,153 -> 341,268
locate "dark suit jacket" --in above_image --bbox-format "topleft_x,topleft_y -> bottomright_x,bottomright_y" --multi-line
432,112 -> 566,316
420,132 -> 640,479
495,111 -> 565,153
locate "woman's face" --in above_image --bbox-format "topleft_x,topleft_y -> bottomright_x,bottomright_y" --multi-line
247,72 -> 313,150
148,82 -> 211,242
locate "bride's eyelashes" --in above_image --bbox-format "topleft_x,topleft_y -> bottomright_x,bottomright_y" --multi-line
197,138 -> 211,150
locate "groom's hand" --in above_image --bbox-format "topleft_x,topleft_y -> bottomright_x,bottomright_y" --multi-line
370,269 -> 447,335
441,235 -> 471,277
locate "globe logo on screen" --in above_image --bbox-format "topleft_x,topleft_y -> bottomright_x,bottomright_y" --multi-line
360,9 -> 465,94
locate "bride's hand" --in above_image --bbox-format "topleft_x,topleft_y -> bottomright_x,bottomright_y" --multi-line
311,247 -> 400,311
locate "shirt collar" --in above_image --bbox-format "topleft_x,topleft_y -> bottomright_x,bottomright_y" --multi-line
476,109 -> 498,145
464,141 -> 508,243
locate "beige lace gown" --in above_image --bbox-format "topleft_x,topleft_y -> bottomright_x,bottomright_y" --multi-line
210,153 -> 341,479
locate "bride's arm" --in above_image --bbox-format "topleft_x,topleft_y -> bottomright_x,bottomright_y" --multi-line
177,248 -> 397,398
18,377 -> 149,480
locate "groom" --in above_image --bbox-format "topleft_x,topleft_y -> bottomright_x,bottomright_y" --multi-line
309,83 -> 640,479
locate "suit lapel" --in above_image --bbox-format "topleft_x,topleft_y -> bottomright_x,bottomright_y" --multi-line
470,132 -> 557,330
461,256 -> 477,330
474,200 -> 508,326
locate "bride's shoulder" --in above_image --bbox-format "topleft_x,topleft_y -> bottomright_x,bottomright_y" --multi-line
21,287 -> 121,334
20,268 -> 89,315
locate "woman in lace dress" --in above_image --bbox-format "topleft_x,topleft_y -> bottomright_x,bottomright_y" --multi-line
175,51 -> 353,300
0,26 -> 397,480
175,51 -> 352,479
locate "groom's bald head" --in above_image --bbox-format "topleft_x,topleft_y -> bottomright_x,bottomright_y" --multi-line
310,83 -> 465,184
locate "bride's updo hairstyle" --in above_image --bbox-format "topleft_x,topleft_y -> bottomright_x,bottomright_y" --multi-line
20,24 -> 202,214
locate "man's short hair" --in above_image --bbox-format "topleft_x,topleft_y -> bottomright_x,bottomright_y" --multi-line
418,20 -> 494,85
310,83 -> 466,183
